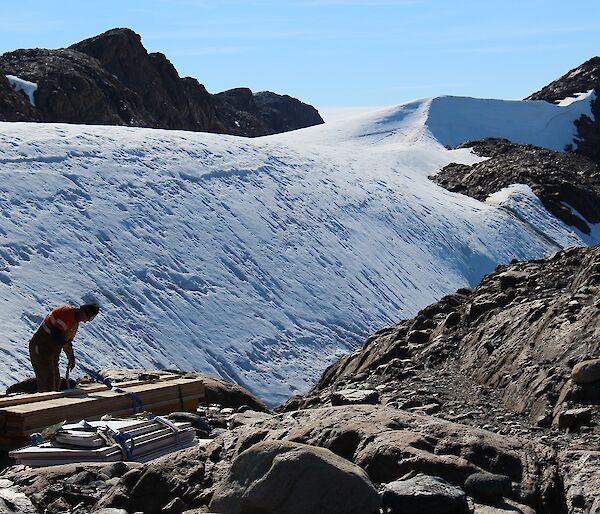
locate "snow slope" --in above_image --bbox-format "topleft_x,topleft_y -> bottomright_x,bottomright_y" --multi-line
0,93 -> 595,405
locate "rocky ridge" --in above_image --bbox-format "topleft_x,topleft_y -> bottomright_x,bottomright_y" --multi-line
303,245 -> 600,426
432,138 -> 600,234
0,28 -> 324,137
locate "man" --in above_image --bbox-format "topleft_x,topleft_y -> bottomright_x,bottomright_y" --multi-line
29,303 -> 100,392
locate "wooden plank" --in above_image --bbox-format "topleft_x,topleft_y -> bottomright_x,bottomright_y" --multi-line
0,378 -> 204,436
0,374 -> 180,408
3,378 -> 203,416
5,396 -> 200,436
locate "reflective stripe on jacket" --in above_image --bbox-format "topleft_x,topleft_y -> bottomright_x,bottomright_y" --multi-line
43,305 -> 79,343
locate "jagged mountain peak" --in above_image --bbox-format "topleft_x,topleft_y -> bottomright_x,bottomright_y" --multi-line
526,56 -> 600,103
71,27 -> 144,50
0,28 -> 324,136
525,56 -> 600,164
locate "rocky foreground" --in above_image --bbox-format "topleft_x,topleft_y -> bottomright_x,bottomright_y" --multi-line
0,245 -> 599,513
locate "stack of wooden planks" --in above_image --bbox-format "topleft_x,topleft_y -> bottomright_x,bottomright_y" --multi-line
0,375 -> 205,438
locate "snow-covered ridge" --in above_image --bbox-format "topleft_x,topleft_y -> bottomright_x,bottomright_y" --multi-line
285,92 -> 594,151
0,92 -> 595,405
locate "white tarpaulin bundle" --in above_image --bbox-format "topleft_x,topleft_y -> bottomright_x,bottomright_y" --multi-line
10,417 -> 198,467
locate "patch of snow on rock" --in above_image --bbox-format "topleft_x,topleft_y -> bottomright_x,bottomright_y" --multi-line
556,89 -> 595,108
486,184 -> 598,248
6,75 -> 38,107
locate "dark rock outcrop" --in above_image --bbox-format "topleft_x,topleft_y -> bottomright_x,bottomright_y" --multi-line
0,28 -> 324,136
212,87 -> 272,136
526,57 -> 600,104
254,91 -> 324,134
526,57 -> 600,163
70,28 -> 215,132
0,47 -> 146,126
432,138 -> 600,234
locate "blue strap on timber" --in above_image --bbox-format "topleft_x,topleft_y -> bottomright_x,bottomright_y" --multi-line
81,365 -> 144,413
146,412 -> 181,445
100,426 -> 135,460
30,433 -> 44,446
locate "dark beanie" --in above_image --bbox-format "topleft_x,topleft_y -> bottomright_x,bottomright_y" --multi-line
80,303 -> 100,319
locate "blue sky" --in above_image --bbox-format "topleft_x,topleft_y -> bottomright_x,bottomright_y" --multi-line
1,0 -> 598,106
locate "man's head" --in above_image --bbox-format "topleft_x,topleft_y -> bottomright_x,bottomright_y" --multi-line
78,303 -> 100,322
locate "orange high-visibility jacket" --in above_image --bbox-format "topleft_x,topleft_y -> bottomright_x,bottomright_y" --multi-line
42,305 -> 79,344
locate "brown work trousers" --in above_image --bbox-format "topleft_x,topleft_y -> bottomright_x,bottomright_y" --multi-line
29,326 -> 62,392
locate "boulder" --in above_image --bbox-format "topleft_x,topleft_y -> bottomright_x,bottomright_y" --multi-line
354,429 -> 480,485
331,389 -> 380,406
572,359 -> 600,384
464,472 -> 512,503
558,408 -> 593,430
209,440 -> 381,514
381,474 -> 469,514
498,271 -> 529,290
271,406 -> 556,508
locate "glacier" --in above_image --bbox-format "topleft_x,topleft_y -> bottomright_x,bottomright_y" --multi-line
0,93 -> 596,405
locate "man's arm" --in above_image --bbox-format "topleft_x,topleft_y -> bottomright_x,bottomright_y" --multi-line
63,341 -> 76,371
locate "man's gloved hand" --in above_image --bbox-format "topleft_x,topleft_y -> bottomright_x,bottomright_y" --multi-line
67,358 -> 76,371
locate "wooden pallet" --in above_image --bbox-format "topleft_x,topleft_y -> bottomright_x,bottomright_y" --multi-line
0,376 -> 205,437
